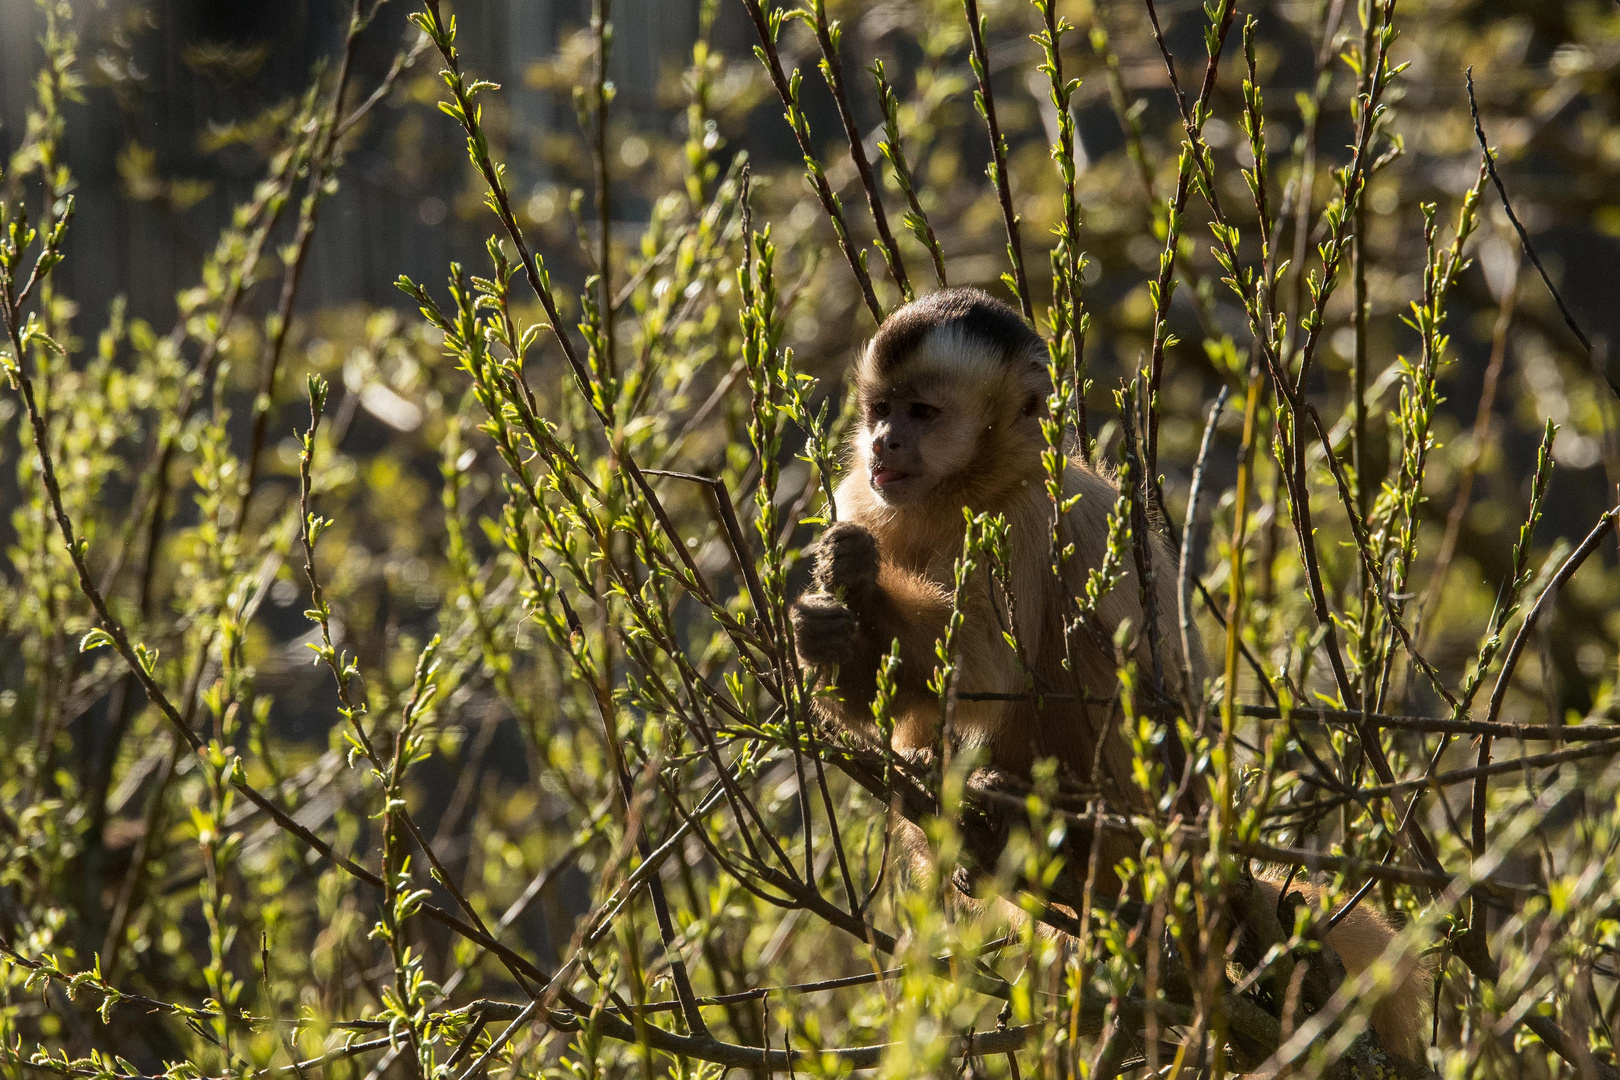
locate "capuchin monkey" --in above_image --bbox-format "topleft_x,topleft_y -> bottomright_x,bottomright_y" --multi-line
789,288 -> 1429,1060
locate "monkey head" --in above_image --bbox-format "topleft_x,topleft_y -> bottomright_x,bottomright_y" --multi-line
853,288 -> 1051,508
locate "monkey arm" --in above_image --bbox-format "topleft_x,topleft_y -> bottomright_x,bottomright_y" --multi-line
791,559 -> 951,718
790,521 -> 957,727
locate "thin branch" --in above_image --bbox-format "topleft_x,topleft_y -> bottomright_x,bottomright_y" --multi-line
1180,387 -> 1227,683
737,0 -> 884,321
1483,503 -> 1620,729
240,0 -> 375,522
962,0 -> 1031,320
1466,67 -> 1615,399
807,0 -> 911,300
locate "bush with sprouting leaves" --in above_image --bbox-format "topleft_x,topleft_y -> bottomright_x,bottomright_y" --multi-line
4,0 -> 1620,1077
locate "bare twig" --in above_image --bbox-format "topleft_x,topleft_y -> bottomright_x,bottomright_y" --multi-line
737,0 -> 884,322
962,0 -> 1031,320
1180,387 -> 1228,689
807,0 -> 911,301
1466,68 -> 1615,399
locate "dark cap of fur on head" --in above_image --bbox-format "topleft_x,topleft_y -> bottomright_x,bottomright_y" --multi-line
866,287 -> 1043,375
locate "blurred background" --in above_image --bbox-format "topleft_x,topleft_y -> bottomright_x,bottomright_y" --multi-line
4,1 -> 1616,363
0,0 -> 793,319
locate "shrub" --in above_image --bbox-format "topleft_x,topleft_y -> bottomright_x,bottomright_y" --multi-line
3,0 -> 1620,1076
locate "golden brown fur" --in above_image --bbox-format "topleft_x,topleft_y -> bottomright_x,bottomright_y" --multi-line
1256,875 -> 1433,1060
789,288 -> 1429,1060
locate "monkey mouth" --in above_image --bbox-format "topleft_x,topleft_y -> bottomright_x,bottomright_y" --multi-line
870,465 -> 912,489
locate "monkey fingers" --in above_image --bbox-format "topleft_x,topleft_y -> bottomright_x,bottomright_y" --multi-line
891,745 -> 933,776
789,594 -> 863,668
811,520 -> 880,604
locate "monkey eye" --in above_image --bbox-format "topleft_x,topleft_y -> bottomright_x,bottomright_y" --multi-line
870,400 -> 891,419
907,402 -> 940,421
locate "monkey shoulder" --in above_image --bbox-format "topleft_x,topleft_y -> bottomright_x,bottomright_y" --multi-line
1061,458 -> 1125,507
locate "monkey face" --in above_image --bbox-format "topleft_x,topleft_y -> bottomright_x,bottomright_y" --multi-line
860,389 -> 977,505
855,349 -> 1048,508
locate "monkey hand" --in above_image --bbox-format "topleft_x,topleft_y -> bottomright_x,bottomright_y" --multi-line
811,521 -> 880,607
790,594 -> 861,669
